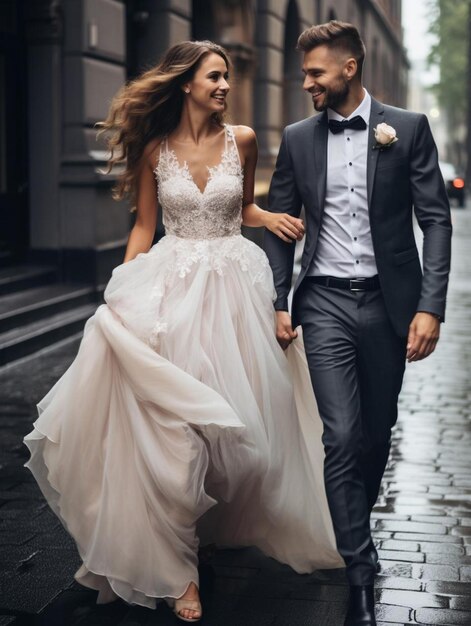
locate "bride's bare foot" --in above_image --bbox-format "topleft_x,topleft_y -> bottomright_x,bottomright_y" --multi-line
174,582 -> 202,622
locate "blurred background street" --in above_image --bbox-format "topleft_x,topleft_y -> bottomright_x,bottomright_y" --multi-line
1,0 -> 471,624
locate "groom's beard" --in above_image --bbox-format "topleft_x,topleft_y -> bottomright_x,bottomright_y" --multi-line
312,78 -> 349,112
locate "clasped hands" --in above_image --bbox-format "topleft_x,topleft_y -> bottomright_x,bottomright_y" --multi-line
275,311 -> 298,351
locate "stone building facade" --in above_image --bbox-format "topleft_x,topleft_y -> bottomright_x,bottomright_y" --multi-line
1,0 -> 408,286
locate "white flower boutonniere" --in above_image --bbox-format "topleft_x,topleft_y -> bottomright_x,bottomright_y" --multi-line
373,123 -> 398,150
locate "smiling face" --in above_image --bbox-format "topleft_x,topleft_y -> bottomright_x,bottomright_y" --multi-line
185,52 -> 230,113
302,44 -> 356,113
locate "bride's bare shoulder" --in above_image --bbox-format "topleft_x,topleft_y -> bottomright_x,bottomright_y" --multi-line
231,125 -> 256,145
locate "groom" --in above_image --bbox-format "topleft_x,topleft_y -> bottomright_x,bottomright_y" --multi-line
264,21 -> 452,626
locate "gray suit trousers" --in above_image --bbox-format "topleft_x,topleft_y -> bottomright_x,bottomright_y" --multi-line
297,281 -> 407,585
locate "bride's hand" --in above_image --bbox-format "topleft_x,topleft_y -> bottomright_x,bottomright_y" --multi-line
265,212 -> 305,243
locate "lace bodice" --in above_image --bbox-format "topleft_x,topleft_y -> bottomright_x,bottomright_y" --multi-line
155,125 -> 244,240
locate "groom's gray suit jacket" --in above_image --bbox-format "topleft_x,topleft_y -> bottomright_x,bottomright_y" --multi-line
264,98 -> 452,337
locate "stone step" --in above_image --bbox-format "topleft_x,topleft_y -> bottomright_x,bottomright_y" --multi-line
0,284 -> 98,333
0,304 -> 97,367
0,264 -> 58,296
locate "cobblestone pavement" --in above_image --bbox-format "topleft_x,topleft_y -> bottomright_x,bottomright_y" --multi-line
0,206 -> 470,625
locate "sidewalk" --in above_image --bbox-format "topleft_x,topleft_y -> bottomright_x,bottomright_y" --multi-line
0,207 -> 470,625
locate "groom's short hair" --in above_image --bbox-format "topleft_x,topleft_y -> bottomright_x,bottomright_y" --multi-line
297,21 -> 366,78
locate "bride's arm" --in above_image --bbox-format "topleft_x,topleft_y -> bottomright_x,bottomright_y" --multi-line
238,126 -> 304,243
123,144 -> 159,263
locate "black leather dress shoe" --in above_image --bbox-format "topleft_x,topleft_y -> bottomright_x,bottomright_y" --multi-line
344,585 -> 376,626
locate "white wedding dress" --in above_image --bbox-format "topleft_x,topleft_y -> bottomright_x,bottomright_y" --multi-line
24,125 -> 343,609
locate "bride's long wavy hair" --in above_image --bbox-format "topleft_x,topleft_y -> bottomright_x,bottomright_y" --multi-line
98,40 -> 231,205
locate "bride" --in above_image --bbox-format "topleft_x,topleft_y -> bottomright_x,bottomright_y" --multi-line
24,40 -> 343,622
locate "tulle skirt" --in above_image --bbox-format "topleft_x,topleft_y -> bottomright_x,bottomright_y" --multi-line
24,234 -> 343,609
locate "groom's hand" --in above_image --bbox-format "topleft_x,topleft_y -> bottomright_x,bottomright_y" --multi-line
407,312 -> 440,362
276,311 -> 298,350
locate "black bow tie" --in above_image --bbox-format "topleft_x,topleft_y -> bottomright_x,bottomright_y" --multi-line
328,115 -> 367,134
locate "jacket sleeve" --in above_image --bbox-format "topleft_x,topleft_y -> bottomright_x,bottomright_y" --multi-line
410,114 -> 452,321
263,129 -> 303,311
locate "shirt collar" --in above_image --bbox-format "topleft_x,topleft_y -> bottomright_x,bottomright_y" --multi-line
327,88 -> 371,126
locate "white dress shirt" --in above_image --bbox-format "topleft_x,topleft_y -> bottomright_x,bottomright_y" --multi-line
308,89 -> 378,278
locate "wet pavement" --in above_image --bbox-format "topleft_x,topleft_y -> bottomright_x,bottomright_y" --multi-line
0,205 -> 470,625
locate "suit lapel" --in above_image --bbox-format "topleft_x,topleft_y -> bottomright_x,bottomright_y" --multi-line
313,112 -> 328,214
367,98 -> 385,207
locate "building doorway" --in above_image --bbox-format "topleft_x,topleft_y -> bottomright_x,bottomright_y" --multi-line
192,0 -> 216,40
283,0 -> 303,126
0,1 -> 29,266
